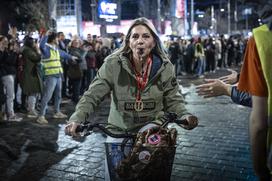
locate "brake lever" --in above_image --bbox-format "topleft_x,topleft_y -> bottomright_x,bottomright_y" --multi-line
76,123 -> 94,136
81,130 -> 93,137
161,112 -> 188,128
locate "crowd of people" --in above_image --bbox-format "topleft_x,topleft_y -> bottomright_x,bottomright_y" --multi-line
0,23 -> 248,124
0,27 -> 121,122
166,34 -> 247,78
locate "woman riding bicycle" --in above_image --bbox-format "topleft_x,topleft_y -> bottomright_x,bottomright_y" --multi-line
65,17 -> 198,136
65,16 -> 198,181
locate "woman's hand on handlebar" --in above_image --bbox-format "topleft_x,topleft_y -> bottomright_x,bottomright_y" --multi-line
181,115 -> 198,130
65,122 -> 81,137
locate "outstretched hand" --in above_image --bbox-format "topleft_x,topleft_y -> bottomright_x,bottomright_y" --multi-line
196,79 -> 232,98
219,69 -> 238,84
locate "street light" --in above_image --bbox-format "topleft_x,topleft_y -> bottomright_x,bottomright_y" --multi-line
191,0 -> 194,36
90,0 -> 96,23
157,0 -> 161,34
227,0 -> 231,34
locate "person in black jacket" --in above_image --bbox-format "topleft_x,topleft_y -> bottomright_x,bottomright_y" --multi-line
67,38 -> 83,103
0,37 -> 22,121
57,32 -> 70,98
184,38 -> 195,74
0,36 -> 8,120
168,38 -> 182,76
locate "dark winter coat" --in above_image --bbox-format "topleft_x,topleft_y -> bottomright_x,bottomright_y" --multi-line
0,50 -> 7,105
0,50 -> 7,77
21,46 -> 43,95
168,42 -> 181,64
0,50 -> 17,76
67,47 -> 83,80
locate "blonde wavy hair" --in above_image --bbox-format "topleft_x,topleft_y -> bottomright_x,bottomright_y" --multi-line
112,17 -> 168,60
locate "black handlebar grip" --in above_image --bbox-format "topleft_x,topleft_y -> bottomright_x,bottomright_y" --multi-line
175,119 -> 188,125
75,125 -> 84,133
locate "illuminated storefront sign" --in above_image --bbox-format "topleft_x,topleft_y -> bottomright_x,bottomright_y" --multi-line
175,0 -> 185,18
96,0 -> 121,25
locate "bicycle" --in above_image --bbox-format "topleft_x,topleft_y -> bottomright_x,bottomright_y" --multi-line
75,112 -> 188,181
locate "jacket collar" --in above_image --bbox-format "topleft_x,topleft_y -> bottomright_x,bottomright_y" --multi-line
117,53 -> 168,80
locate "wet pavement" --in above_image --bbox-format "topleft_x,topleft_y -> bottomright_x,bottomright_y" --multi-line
1,69 -> 257,181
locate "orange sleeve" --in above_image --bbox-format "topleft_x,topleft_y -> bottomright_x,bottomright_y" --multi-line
238,37 -> 268,97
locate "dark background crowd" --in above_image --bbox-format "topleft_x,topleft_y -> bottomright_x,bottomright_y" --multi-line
0,25 -> 246,122
166,34 -> 246,78
0,26 -> 123,122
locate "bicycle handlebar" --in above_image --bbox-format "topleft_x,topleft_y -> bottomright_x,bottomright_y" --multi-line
75,112 -> 188,138
161,112 -> 188,127
173,119 -> 188,125
75,123 -> 136,138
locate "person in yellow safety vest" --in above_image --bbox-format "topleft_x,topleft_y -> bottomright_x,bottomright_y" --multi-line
37,30 -> 77,124
238,0 -> 272,180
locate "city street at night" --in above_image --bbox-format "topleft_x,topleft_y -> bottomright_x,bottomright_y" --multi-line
0,70 -> 257,181
0,0 -> 269,180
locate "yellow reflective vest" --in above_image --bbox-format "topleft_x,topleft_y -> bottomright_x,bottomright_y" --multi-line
41,48 -> 63,76
253,24 -> 272,171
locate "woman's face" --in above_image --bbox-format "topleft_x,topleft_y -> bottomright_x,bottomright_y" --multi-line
0,38 -> 8,49
13,43 -> 20,52
129,25 -> 155,61
71,40 -> 81,48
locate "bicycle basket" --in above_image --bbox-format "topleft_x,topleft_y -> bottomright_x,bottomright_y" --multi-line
105,127 -> 177,181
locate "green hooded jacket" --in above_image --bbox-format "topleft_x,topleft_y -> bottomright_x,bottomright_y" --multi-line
69,52 -> 190,133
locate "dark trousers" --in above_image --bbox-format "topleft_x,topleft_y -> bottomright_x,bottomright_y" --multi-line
70,78 -> 82,103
